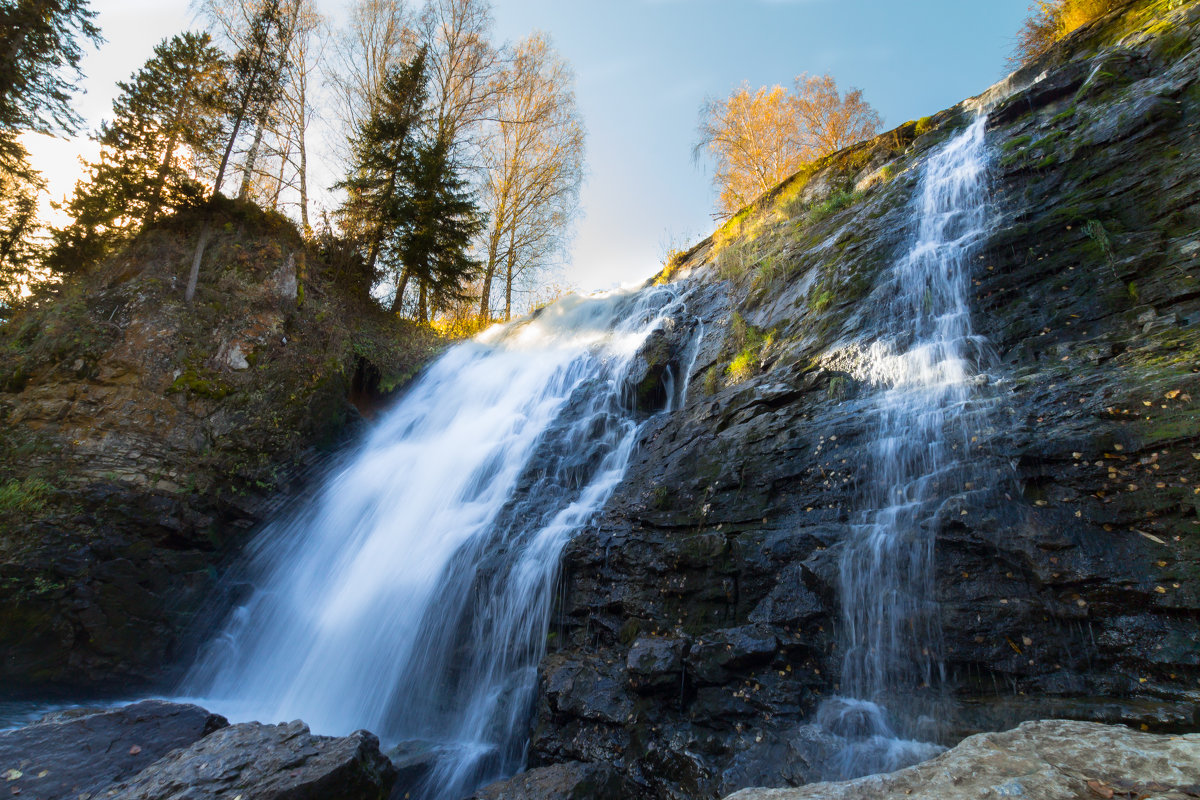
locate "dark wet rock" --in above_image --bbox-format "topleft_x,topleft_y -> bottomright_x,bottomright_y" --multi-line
724,720 -> 1200,800
542,654 -> 634,725
716,725 -> 841,796
531,3 -> 1200,797
687,627 -> 779,686
384,739 -> 444,791
468,761 -> 624,800
627,636 -> 688,692
621,315 -> 700,415
107,719 -> 397,800
0,700 -> 227,800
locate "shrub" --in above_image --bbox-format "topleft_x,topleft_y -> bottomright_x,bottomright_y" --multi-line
726,349 -> 756,382
1013,0 -> 1125,66
0,478 -> 54,514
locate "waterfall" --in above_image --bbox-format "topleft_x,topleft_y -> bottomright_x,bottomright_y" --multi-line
181,284 -> 697,800
821,115 -> 994,777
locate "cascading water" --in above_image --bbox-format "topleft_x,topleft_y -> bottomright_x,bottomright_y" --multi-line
821,115 -> 995,777
181,284 -> 699,800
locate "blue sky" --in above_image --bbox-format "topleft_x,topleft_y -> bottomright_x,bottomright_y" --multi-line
27,0 -> 1031,293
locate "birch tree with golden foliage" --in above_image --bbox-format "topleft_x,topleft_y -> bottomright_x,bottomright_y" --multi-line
698,73 -> 882,220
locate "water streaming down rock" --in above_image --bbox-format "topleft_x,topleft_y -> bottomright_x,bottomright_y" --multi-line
821,115 -> 998,778
181,284 -> 701,800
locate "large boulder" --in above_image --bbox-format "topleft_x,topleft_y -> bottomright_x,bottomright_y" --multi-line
0,700 -> 227,799
723,720 -> 1200,800
106,719 -> 397,800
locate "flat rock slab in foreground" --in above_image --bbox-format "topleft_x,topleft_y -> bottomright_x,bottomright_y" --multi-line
725,720 -> 1200,800
0,699 -> 227,799
106,718 -> 398,800
0,700 -> 397,800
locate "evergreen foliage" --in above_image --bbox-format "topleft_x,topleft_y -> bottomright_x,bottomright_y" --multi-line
52,33 -> 228,270
0,147 -> 46,311
338,47 -> 429,296
337,45 -> 483,321
395,132 -> 483,321
0,0 -> 102,170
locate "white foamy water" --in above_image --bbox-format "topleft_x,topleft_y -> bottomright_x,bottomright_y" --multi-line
823,115 -> 994,777
181,284 -> 700,799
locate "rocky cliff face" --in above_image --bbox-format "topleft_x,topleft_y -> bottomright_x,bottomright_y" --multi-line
531,1 -> 1200,797
0,204 -> 439,692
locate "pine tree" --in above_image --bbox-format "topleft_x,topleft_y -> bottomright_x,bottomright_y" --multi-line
0,148 -> 46,311
52,32 -> 227,269
0,0 -> 102,170
395,132 -> 483,323
336,48 -> 428,310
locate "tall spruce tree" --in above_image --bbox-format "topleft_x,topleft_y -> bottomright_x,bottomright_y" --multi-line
337,48 -> 428,311
0,0 -> 102,170
396,132 -> 483,323
0,148 -> 46,311
52,32 -> 227,269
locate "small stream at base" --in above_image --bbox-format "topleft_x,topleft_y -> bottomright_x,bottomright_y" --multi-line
178,285 -> 700,799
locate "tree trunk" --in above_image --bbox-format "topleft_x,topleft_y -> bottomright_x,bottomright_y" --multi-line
298,111 -> 310,235
212,100 -> 247,196
270,140 -> 289,211
184,222 -> 213,304
145,127 -> 179,224
503,227 -> 517,322
477,221 -> 503,320
238,114 -> 268,201
144,81 -> 190,224
418,279 -> 428,324
389,268 -> 410,314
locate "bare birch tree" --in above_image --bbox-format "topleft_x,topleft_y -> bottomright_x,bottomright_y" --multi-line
476,32 -> 583,321
419,0 -> 500,159
193,0 -> 299,199
268,0 -> 321,231
328,0 -> 417,155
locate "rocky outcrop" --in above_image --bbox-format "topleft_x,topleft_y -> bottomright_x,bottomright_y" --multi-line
724,720 -> 1200,800
0,700 -> 396,800
0,700 -> 228,799
530,0 -> 1200,797
0,204 -> 441,691
107,719 -> 397,800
